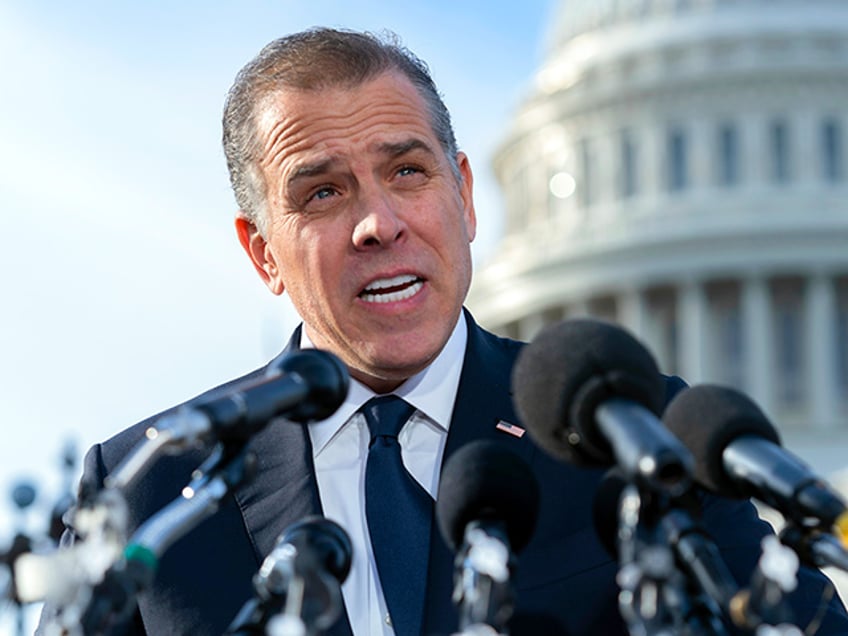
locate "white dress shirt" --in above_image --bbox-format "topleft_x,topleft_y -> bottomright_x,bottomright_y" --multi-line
302,315 -> 468,636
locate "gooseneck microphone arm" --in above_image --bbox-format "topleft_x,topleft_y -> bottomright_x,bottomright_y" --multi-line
79,443 -> 256,635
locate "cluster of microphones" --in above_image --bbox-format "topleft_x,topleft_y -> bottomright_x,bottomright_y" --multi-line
3,318 -> 848,635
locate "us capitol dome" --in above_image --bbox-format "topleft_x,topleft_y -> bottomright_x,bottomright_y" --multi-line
467,0 -> 848,474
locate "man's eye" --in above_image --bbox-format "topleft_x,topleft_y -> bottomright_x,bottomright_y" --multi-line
311,187 -> 337,201
397,165 -> 421,177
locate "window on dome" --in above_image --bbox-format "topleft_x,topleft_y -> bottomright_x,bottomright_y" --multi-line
578,138 -> 594,208
666,127 -> 688,192
716,124 -> 740,187
821,118 -> 843,183
619,130 -> 638,198
769,119 -> 792,184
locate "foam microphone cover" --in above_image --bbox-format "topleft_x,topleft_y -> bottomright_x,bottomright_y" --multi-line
275,349 -> 350,422
512,319 -> 666,466
662,384 -> 780,498
436,440 -> 540,553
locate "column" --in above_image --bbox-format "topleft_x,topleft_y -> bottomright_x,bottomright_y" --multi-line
517,312 -> 547,342
619,287 -> 648,342
679,278 -> 708,384
742,275 -> 773,416
565,299 -> 591,320
806,273 -> 839,429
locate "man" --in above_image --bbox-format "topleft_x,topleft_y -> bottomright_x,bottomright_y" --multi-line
44,28 -> 848,635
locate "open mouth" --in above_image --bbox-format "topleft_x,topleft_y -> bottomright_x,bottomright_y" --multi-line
359,274 -> 424,303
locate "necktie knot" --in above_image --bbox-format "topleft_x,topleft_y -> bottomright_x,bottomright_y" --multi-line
362,395 -> 415,442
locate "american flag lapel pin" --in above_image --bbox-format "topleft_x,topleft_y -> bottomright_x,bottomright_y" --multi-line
495,419 -> 526,438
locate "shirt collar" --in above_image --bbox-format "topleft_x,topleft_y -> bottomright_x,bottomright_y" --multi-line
302,314 -> 468,455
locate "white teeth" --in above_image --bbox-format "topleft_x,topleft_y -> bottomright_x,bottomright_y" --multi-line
364,274 -> 418,292
360,279 -> 423,304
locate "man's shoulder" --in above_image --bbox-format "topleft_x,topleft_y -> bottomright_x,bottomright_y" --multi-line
465,312 -> 525,361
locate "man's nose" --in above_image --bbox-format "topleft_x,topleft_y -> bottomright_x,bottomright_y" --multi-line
352,188 -> 406,249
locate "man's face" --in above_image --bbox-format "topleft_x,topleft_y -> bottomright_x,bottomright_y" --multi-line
236,71 -> 476,393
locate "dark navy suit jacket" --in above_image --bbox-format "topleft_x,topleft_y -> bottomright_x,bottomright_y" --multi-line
53,312 -> 848,635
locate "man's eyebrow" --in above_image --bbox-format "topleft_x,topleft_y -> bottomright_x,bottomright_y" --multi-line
375,138 -> 436,159
286,157 -> 340,188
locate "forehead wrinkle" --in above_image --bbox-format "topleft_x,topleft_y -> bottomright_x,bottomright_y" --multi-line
258,88 -> 440,189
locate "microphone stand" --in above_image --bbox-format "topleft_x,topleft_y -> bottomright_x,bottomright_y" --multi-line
779,522 -> 848,573
225,517 -> 351,636
614,482 -> 730,636
76,442 -> 256,636
451,522 -> 516,636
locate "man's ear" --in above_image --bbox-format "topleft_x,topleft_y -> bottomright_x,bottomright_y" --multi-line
235,212 -> 285,295
456,151 -> 477,242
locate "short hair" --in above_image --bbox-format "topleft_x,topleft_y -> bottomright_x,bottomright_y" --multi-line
222,27 -> 460,235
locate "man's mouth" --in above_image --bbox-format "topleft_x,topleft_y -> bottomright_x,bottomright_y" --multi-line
359,274 -> 424,303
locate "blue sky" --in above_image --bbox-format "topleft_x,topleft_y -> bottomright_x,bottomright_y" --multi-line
0,1 -> 557,611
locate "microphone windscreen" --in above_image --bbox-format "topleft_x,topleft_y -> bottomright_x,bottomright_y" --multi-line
282,516 -> 353,584
275,349 -> 350,422
512,319 -> 665,466
436,440 -> 540,553
662,384 -> 780,498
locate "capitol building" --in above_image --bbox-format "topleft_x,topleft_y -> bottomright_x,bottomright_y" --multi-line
468,0 -> 848,477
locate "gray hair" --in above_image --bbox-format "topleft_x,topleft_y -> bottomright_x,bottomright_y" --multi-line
222,27 -> 460,235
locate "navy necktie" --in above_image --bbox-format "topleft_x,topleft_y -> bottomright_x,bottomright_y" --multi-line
363,395 -> 432,636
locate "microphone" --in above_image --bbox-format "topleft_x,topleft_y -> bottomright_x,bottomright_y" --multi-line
662,384 -> 848,531
225,516 -> 352,636
436,440 -> 540,634
512,319 -> 693,495
107,348 -> 350,490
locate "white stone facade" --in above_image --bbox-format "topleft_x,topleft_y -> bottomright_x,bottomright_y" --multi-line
468,0 -> 848,472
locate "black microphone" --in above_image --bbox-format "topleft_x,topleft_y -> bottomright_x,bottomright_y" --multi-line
512,319 -> 693,495
188,348 -> 350,442
436,440 -> 540,634
225,516 -> 352,636
107,349 -> 350,490
662,384 -> 848,530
